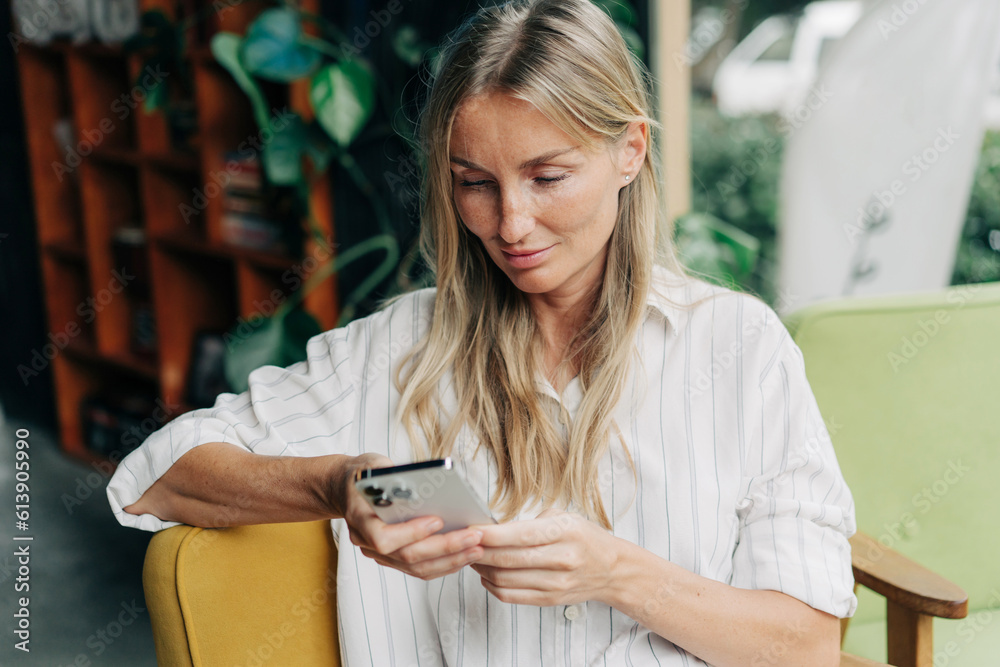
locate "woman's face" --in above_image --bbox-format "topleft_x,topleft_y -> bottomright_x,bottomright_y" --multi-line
450,91 -> 646,301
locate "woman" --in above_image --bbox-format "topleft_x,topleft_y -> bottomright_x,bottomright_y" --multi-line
109,0 -> 856,664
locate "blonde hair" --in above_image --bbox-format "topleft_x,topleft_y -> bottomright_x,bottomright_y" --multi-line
396,0 -> 688,527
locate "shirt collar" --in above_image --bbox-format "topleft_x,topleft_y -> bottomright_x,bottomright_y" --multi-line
646,264 -> 688,337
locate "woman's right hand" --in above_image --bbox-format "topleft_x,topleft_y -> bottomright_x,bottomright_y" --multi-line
337,453 -> 485,580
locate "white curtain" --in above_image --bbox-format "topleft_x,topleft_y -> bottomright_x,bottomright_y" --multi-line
777,0 -> 1000,314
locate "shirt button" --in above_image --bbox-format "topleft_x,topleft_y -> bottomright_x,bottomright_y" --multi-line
564,604 -> 585,621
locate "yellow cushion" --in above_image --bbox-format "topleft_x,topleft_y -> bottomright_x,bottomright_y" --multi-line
143,521 -> 341,666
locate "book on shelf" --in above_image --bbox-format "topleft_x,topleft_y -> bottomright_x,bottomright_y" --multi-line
218,152 -> 284,251
224,151 -> 263,191
220,212 -> 283,251
223,189 -> 267,215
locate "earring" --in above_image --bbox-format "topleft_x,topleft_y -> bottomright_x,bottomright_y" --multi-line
625,175 -> 631,181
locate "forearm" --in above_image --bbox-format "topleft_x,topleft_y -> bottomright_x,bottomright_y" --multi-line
123,442 -> 360,528
605,541 -> 840,667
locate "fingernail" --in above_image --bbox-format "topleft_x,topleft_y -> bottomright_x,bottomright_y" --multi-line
425,518 -> 443,531
462,531 -> 482,547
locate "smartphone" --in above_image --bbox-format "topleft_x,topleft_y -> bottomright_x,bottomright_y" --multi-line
354,458 -> 496,534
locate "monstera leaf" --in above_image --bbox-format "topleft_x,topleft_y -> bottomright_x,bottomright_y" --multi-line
260,113 -> 308,186
311,60 -> 376,148
392,25 -> 430,68
123,9 -> 183,112
675,212 -> 761,289
240,7 -> 322,82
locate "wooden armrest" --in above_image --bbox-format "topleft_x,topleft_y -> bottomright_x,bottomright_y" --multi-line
849,532 -> 967,619
840,651 -> 890,666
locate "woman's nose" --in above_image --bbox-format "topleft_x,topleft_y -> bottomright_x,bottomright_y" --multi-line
497,188 -> 534,243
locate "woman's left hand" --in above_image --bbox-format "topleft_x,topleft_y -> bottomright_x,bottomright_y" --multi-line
470,508 -> 624,607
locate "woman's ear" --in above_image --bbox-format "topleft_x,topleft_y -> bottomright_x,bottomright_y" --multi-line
618,120 -> 648,184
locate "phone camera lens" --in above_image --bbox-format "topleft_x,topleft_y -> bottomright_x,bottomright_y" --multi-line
363,486 -> 384,497
374,496 -> 392,507
391,487 -> 412,499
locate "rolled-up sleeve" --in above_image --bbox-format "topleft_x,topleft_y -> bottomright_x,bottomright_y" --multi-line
107,325 -> 360,532
731,330 -> 858,618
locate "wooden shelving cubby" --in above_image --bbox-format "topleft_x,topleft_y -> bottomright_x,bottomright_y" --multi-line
16,0 -> 338,464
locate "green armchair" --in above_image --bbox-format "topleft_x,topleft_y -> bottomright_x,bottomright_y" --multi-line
785,281 -> 1000,666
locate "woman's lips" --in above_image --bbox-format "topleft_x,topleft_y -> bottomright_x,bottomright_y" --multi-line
501,245 -> 554,268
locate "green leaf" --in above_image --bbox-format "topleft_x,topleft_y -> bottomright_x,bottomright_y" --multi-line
211,32 -> 272,130
261,113 -> 307,185
224,307 -> 323,394
240,7 -> 321,82
143,76 -> 169,113
141,9 -> 172,32
391,25 -> 427,68
310,60 -> 376,148
675,212 -> 761,288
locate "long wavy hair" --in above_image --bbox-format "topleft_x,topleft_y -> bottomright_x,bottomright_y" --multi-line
395,0 -> 687,528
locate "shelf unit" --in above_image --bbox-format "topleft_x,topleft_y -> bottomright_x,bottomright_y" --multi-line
16,0 -> 338,464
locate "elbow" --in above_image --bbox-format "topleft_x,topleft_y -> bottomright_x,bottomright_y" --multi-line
757,636 -> 839,667
758,606 -> 840,667
122,480 -> 182,525
798,611 -> 842,667
815,644 -> 842,667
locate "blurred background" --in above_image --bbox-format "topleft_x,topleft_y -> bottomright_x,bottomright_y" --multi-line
1,0 -> 997,664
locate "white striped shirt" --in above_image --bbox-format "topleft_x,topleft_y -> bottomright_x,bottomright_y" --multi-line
108,265 -> 857,666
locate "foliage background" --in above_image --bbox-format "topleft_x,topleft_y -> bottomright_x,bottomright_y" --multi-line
686,0 -> 1000,305
329,0 -> 998,316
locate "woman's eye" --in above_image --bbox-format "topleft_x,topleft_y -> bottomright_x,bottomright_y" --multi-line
534,174 -> 569,186
457,174 -> 569,189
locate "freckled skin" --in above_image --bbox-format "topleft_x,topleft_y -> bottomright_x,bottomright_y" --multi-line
449,91 -> 643,307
